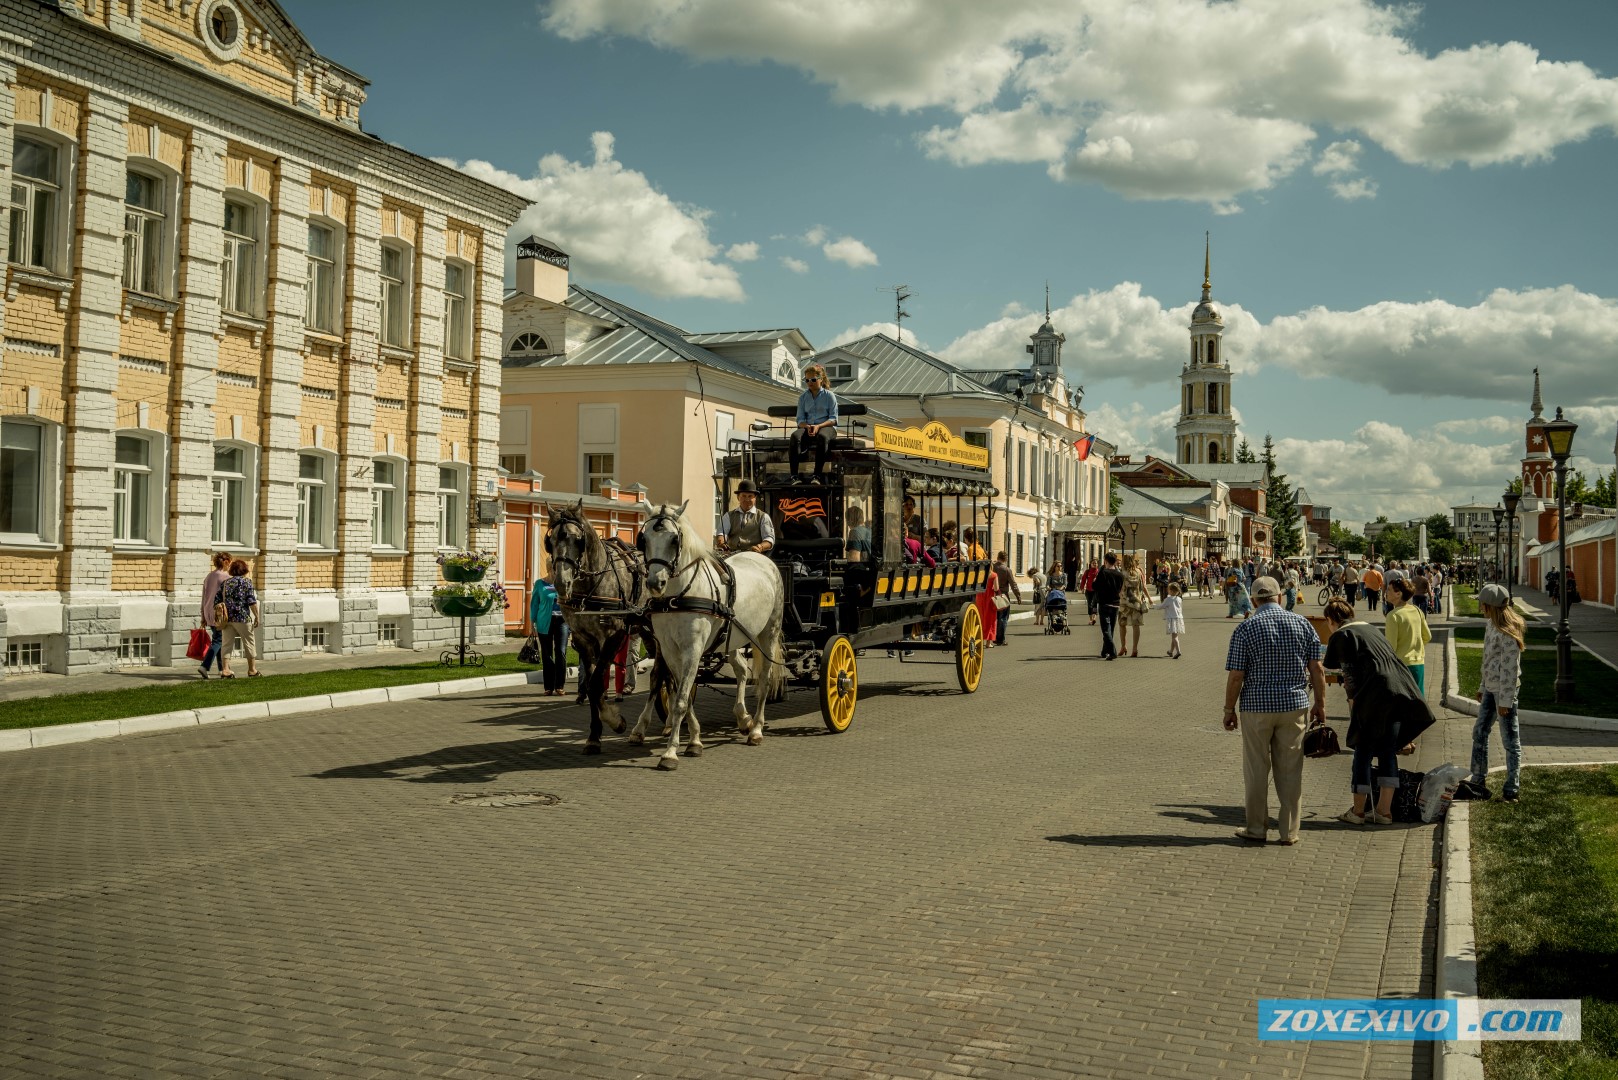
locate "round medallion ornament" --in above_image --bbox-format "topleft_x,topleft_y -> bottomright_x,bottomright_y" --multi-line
198,0 -> 246,62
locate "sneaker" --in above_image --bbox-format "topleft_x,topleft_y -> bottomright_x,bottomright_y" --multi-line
1234,829 -> 1267,843
1337,809 -> 1366,825
198,666 -> 210,680
1368,811 -> 1393,825
1502,789 -> 1520,803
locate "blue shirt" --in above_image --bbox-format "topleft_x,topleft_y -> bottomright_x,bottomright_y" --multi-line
529,580 -> 558,634
796,386 -> 838,427
1224,603 -> 1322,712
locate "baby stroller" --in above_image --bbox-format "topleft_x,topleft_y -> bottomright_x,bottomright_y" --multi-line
1043,587 -> 1071,635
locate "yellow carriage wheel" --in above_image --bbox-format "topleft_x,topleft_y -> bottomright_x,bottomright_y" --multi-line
819,635 -> 858,733
955,601 -> 985,694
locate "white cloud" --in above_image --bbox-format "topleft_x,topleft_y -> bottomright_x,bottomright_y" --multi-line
726,241 -> 760,262
821,235 -> 879,268
1433,416 -> 1520,436
780,256 -> 810,274
1328,176 -> 1378,200
1313,140 -> 1377,199
803,225 -> 828,246
824,321 -> 925,349
441,132 -> 744,301
545,0 -> 1618,207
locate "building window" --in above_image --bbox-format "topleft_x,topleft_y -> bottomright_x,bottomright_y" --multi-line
296,451 -> 335,548
1208,440 -> 1221,464
220,198 -> 260,316
8,137 -> 61,272
7,639 -> 45,674
123,170 -> 167,295
378,620 -> 400,647
211,443 -> 253,546
113,432 -> 162,545
1015,533 -> 1025,573
1208,339 -> 1219,364
371,457 -> 405,549
499,454 -> 527,474
118,635 -> 154,666
380,242 -> 411,347
963,429 -> 989,450
508,332 -> 547,355
584,453 -> 615,496
305,222 -> 339,333
579,403 -> 618,497
1,418 -> 49,541
443,260 -> 470,360
1016,441 -> 1026,494
302,625 -> 328,651
824,361 -> 853,384
437,464 -> 466,548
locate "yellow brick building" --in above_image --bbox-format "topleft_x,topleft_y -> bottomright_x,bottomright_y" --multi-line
0,1 -> 526,675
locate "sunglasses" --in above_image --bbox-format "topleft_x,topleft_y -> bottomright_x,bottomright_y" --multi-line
805,376 -> 820,382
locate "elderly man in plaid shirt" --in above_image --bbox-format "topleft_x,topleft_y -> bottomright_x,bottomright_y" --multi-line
1223,576 -> 1328,845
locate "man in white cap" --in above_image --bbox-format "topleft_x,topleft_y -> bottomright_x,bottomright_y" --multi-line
1223,575 -> 1328,845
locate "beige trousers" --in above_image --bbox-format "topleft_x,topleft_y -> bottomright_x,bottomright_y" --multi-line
1241,709 -> 1307,840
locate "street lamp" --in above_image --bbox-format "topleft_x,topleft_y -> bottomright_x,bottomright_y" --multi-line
1543,408 -> 1578,703
1491,504 -> 1504,582
1502,488 -> 1521,599
1160,524 -> 1169,570
1129,520 -> 1139,560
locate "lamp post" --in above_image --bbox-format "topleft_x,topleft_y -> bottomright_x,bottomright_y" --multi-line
1130,521 -> 1139,562
984,503 -> 998,563
1160,524 -> 1170,572
1491,504 -> 1504,582
1502,488 -> 1521,599
1543,408 -> 1578,704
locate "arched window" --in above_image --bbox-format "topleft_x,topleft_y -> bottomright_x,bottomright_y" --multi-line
508,332 -> 547,355
1207,384 -> 1218,413
1207,339 -> 1218,365
1208,441 -> 1221,464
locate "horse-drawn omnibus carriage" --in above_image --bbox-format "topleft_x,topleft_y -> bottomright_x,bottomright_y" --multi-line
714,404 -> 998,733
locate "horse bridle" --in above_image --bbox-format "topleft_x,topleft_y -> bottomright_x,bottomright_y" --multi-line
639,509 -> 708,596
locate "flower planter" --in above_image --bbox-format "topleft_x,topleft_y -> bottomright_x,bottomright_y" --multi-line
441,562 -> 488,583
434,595 -> 496,618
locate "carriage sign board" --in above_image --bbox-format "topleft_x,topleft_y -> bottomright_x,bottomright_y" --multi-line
871,421 -> 991,470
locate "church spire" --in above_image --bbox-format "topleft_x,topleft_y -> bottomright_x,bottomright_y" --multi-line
1530,367 -> 1544,421
1044,280 -> 1051,322
1201,231 -> 1211,302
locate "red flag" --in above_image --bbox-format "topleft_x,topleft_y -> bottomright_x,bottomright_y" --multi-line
1074,433 -> 1096,461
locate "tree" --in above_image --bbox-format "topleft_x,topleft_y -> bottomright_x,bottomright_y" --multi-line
1330,521 -> 1366,554
1423,512 -> 1455,542
1261,434 -> 1303,557
1594,469 -> 1617,509
1236,438 -> 1257,464
1506,477 -> 1523,496
1429,537 -> 1460,566
1108,472 -> 1122,515
1376,525 -> 1417,562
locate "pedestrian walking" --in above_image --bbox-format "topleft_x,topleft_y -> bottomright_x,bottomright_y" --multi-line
1081,559 -> 1100,625
1458,584 -> 1525,802
991,551 -> 1020,646
197,551 -> 230,678
1092,552 -> 1125,660
1361,564 -> 1384,611
1283,564 -> 1300,611
530,573 -> 568,695
1224,571 -> 1253,619
1030,566 -> 1048,626
1118,554 -> 1153,658
1162,581 -> 1185,659
1224,577 -> 1328,845
1383,578 -> 1432,696
1064,538 -> 1080,590
218,559 -> 262,677
1321,599 -> 1436,825
1412,567 -> 1432,615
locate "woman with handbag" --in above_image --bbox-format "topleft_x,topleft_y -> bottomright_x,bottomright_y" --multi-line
1321,599 -> 1435,825
1118,554 -> 1152,657
529,573 -> 567,696
990,551 -> 1020,646
197,552 -> 230,678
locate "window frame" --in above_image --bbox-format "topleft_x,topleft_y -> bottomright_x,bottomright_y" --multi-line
442,258 -> 472,361
8,130 -> 72,276
220,192 -> 267,318
507,331 -> 548,355
304,218 -> 345,334
370,455 -> 407,551
578,403 -> 618,497
122,162 -> 178,298
379,240 -> 414,348
0,415 -> 64,547
436,462 -> 468,550
112,429 -> 168,548
295,448 -> 337,550
209,440 -> 258,549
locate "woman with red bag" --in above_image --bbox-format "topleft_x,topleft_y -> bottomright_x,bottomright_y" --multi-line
197,552 -> 230,679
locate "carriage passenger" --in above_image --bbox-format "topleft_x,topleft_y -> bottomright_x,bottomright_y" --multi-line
790,363 -> 838,484
844,504 -> 872,562
904,518 -> 936,567
714,478 -> 774,554
925,527 -> 946,566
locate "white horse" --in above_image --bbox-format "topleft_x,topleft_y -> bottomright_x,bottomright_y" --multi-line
635,502 -> 785,770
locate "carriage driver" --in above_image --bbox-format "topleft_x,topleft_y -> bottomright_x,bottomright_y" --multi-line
714,478 -> 775,555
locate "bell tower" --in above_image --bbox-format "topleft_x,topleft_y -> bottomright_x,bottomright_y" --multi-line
1175,234 -> 1238,464
1521,367 -> 1554,499
1027,283 -> 1066,379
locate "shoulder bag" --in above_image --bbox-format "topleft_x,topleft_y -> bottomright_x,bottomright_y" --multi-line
1302,719 -> 1341,758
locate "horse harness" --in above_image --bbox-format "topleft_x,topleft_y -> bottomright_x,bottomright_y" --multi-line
640,510 -> 761,657
547,517 -> 647,619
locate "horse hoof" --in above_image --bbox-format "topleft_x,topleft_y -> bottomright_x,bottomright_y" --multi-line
660,725 -> 672,737
627,733 -> 644,747
684,744 -> 703,758
746,733 -> 763,746
656,756 -> 679,771
583,743 -> 601,755
608,719 -> 626,734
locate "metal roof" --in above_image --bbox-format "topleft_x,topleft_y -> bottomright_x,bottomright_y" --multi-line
822,334 -> 1009,400
1114,485 -> 1199,520
686,329 -> 812,349
1052,514 -> 1118,536
1181,463 -> 1268,486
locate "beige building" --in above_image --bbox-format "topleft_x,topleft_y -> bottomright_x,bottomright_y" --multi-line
816,314 -> 1113,575
498,239 -> 813,531
0,0 -> 526,676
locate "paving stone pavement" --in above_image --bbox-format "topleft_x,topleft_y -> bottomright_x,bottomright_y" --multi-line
1,595 -> 1531,1079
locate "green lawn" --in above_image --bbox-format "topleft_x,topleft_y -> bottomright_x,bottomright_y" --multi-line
1471,765 -> 1618,1079
1456,648 -> 1618,719
1453,584 -> 1532,619
1454,624 -> 1560,645
0,650 -> 565,731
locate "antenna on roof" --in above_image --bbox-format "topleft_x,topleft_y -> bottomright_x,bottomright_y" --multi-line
876,284 -> 912,343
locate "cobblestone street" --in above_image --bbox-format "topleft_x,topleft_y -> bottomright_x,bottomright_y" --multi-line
5,596 -> 1616,1079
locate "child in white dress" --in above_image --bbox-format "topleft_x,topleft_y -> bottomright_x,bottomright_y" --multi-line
1162,582 -> 1185,659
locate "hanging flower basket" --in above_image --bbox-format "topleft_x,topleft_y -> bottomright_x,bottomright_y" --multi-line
437,550 -> 496,583
441,562 -> 488,583
432,581 -> 507,619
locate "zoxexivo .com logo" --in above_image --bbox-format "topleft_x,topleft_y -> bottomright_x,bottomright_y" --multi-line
1258,999 -> 1581,1041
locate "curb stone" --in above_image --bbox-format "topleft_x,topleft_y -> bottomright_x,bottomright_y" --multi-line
1434,803 -> 1485,1080
0,671 -> 547,753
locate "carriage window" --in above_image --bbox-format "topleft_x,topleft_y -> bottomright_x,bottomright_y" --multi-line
842,474 -> 873,561
881,472 -> 904,564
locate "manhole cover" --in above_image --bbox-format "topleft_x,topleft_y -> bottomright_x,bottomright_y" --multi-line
449,792 -> 561,808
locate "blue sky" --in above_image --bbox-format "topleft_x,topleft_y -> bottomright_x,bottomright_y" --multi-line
282,0 -> 1618,525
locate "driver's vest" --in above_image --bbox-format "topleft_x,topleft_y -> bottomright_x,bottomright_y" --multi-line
726,509 -> 766,549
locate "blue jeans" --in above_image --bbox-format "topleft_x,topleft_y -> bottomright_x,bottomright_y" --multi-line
996,607 -> 1008,644
1351,719 -> 1401,796
1098,606 -> 1119,658
1470,690 -> 1522,795
201,626 -> 224,671
1284,587 -> 1297,611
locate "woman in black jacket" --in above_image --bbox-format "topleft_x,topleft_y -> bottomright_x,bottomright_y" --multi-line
1321,599 -> 1436,824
